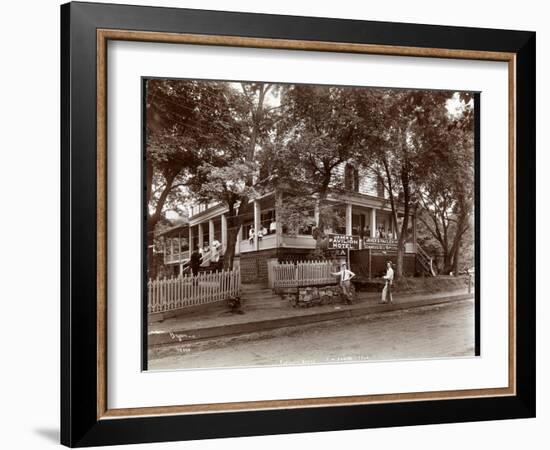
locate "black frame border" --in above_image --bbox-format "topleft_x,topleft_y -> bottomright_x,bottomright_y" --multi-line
61,1 -> 535,447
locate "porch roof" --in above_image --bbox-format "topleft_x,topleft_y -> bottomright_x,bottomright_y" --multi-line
155,222 -> 189,238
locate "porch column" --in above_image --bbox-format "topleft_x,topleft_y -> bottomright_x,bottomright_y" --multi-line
221,214 -> 228,253
236,225 -> 242,255
253,200 -> 261,251
209,219 -> 215,246
198,223 -> 204,248
188,226 -> 193,253
370,208 -> 377,237
170,238 -> 174,261
275,191 -> 283,248
345,203 -> 353,235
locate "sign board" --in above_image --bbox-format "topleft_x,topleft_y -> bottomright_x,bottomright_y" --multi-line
363,237 -> 398,251
327,234 -> 360,250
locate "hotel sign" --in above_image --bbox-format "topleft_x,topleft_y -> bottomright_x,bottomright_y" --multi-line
327,234 -> 360,250
363,237 -> 398,251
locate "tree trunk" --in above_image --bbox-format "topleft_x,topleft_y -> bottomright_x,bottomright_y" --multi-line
450,220 -> 468,275
222,199 -> 252,270
146,229 -> 158,280
221,85 -> 270,270
442,251 -> 453,275
396,214 -> 409,278
395,157 -> 410,279
223,225 -> 239,270
451,241 -> 461,275
146,169 -> 178,279
313,187 -> 330,257
146,159 -> 154,206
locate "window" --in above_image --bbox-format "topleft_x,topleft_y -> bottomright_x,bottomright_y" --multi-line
260,210 -> 275,231
376,175 -> 385,198
344,163 -> 359,192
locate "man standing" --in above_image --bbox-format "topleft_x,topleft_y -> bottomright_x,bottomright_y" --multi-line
381,261 -> 394,304
332,262 -> 356,304
189,245 -> 201,276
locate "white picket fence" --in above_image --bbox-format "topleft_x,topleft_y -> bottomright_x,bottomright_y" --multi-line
267,260 -> 339,289
147,268 -> 241,313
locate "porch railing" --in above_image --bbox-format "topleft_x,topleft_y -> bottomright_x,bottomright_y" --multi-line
164,250 -> 189,265
147,268 -> 241,313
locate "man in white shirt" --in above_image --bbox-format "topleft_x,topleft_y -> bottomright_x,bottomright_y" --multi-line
381,261 -> 394,304
332,262 -> 356,303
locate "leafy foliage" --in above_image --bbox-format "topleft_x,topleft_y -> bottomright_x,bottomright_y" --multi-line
145,79 -> 475,277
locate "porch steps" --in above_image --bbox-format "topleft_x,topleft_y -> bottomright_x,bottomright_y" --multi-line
240,284 -> 287,309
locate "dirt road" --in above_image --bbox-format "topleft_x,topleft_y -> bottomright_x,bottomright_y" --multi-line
148,299 -> 475,370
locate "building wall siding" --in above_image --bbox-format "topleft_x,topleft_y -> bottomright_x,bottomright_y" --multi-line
239,248 -> 323,283
238,249 -> 278,283
332,162 -> 386,198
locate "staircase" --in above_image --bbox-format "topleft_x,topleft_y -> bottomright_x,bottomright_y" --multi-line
416,244 -> 436,276
240,283 -> 287,309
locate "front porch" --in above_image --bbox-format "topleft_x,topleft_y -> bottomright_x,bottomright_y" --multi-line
158,191 -> 420,280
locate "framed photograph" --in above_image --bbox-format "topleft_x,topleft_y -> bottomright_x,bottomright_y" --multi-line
61,1 -> 535,447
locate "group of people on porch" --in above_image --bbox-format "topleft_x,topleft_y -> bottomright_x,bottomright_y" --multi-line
358,225 -> 392,239
247,219 -> 277,244
189,239 -> 222,275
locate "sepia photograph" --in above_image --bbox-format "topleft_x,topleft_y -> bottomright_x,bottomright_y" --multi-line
144,78 -> 478,371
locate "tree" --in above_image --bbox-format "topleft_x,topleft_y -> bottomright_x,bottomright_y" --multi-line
145,79 -> 244,276
273,84 -> 364,254
417,93 -> 475,274
187,82 -> 279,269
352,89 -> 456,278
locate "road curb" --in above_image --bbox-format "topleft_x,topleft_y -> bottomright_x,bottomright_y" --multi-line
148,293 -> 473,347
